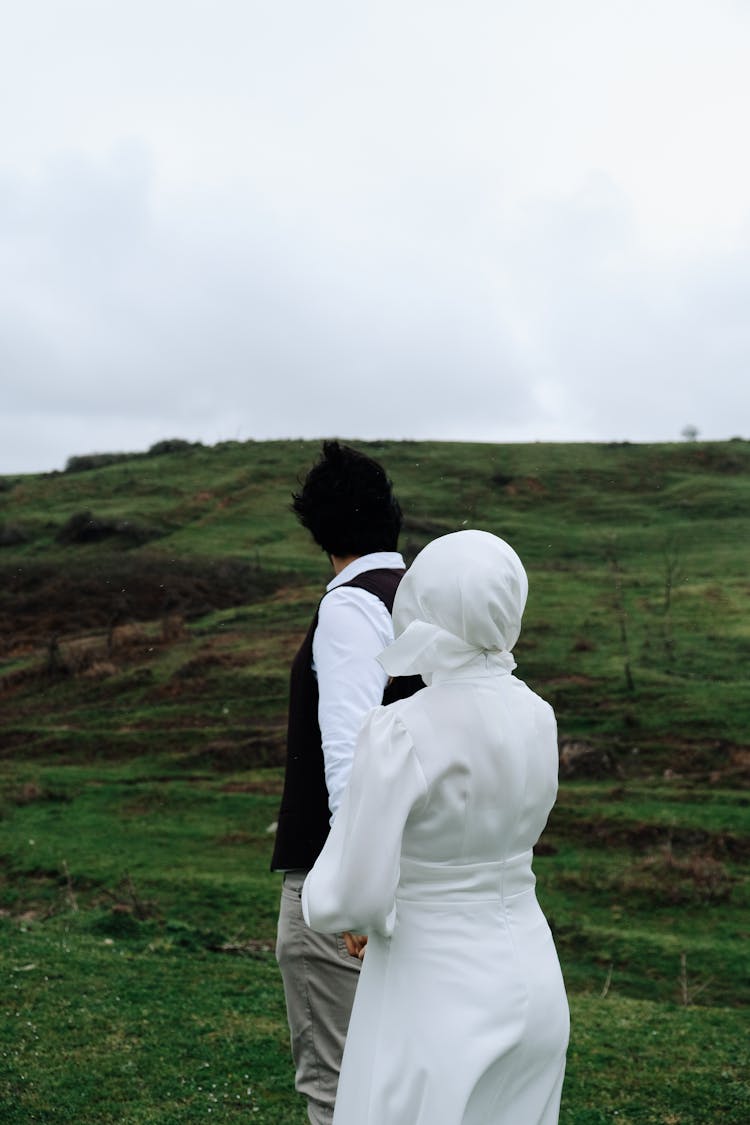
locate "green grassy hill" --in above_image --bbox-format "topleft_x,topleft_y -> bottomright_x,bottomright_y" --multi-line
1,438 -> 749,1123
2,437 -> 749,770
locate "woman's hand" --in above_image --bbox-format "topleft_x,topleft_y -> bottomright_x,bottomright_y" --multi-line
343,932 -> 368,960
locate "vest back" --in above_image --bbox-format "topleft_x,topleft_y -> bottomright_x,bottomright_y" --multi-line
270,568 -> 422,871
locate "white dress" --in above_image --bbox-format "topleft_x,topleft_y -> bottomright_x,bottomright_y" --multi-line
302,661 -> 570,1125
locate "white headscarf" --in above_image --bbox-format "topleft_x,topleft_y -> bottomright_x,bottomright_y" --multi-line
379,530 -> 528,686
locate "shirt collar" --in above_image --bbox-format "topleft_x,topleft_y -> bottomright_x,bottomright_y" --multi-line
326,551 -> 406,591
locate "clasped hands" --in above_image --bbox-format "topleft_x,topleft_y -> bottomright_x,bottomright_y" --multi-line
343,931 -> 368,960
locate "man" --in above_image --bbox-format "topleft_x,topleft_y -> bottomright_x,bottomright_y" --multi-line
271,440 -> 420,1125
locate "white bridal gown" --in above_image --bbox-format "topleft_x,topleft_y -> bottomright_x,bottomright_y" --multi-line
302,658 -> 570,1125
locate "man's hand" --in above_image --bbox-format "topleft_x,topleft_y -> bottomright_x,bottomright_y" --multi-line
343,932 -> 368,960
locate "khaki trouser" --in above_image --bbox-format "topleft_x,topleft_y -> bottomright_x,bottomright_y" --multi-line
276,872 -> 361,1125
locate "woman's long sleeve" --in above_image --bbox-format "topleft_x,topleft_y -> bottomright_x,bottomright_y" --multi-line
302,705 -> 427,937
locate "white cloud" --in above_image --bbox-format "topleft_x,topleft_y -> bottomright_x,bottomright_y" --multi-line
1,1 -> 750,473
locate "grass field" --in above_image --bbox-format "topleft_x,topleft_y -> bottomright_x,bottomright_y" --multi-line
1,438 -> 749,1122
1,762 -> 748,1123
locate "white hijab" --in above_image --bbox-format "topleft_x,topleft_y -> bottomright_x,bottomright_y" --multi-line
379,530 -> 528,686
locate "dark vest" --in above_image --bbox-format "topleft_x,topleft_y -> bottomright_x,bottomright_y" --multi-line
270,568 -> 422,872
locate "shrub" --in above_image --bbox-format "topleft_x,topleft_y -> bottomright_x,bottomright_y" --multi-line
147,438 -> 202,456
65,452 -> 140,472
56,510 -> 164,546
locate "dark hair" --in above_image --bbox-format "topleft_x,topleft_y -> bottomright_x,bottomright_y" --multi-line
292,441 -> 402,557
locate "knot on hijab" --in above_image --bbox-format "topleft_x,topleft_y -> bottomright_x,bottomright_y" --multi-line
378,530 -> 528,686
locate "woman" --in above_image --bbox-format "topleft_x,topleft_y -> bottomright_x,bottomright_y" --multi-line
302,530 -> 569,1124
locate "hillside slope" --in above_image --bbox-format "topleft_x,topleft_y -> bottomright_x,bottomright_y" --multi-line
1,438 -> 749,775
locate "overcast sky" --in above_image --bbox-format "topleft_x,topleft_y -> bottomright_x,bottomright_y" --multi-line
2,1 -> 749,474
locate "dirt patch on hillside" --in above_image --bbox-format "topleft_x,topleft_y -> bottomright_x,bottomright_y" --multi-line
180,730 -> 286,771
221,776 -> 284,796
558,736 -> 750,785
547,809 -> 750,862
0,555 -> 288,654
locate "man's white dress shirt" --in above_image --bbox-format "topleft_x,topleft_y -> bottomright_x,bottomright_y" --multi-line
312,551 -> 405,822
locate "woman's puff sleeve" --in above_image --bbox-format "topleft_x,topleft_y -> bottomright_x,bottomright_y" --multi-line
302,705 -> 427,938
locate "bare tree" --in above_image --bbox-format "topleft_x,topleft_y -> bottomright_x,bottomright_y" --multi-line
681,424 -> 699,442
